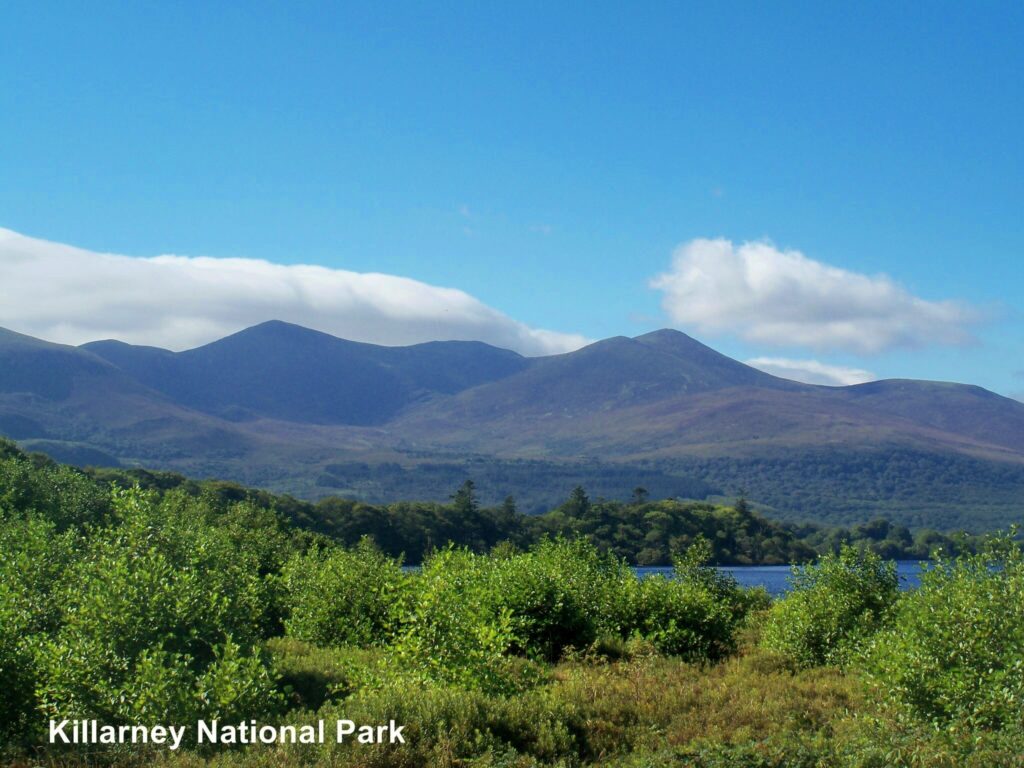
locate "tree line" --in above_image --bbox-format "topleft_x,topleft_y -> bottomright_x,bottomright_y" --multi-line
90,463 -> 987,565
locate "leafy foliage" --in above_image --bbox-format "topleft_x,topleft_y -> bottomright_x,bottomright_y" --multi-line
283,538 -> 408,647
0,449 -> 109,529
36,487 -> 282,727
761,545 -> 898,668
622,539 -> 749,660
0,513 -> 77,743
863,530 -> 1024,729
3,438 -> 1024,766
390,547 -> 521,693
488,537 -> 631,660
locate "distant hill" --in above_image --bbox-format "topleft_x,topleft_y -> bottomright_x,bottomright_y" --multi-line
0,327 -> 257,461
407,330 -> 799,421
3,321 -> 1024,530
83,320 -> 529,425
394,330 -> 1024,461
0,326 -> 130,401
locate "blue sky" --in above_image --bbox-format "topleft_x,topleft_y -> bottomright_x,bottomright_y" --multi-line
1,2 -> 1022,396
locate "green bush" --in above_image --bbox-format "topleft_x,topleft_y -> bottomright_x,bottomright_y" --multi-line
761,545 -> 897,667
862,531 -> 1024,729
623,539 -> 748,660
283,537 -> 408,648
37,486 -> 281,725
627,576 -> 734,660
390,547 -> 523,693
0,514 -> 78,744
0,585 -> 37,746
488,554 -> 593,661
267,637 -> 382,709
488,538 -> 631,661
315,677 -> 580,767
0,450 -> 109,530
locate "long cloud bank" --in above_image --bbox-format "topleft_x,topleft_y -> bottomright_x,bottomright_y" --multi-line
651,238 -> 979,354
0,228 -> 589,355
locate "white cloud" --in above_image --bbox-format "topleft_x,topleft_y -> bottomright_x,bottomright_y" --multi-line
650,238 -> 979,354
0,228 -> 589,355
746,357 -> 877,386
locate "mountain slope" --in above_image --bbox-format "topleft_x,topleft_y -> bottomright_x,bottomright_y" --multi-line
836,380 -> 1024,456
0,326 -> 130,402
391,329 -> 1024,460
82,320 -> 529,425
0,327 -> 258,465
4,322 -> 1024,527
402,330 -> 801,424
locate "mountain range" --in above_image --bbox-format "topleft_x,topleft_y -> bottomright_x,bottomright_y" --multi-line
3,320 -> 1024,530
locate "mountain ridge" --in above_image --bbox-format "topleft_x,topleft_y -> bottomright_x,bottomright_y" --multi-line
3,321 -> 1024,527
82,320 -> 530,425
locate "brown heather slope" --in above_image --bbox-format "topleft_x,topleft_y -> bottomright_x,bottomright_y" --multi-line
389,330 -> 1024,462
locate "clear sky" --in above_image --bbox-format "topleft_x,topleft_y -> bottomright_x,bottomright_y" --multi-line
1,2 -> 1022,397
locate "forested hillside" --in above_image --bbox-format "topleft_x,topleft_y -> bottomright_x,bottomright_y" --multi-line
63,445 -> 979,564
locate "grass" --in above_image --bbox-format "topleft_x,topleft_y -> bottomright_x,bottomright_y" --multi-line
5,628 -> 863,768
9,629 -> 1024,768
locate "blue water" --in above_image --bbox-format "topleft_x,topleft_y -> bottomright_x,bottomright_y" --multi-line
404,562 -> 926,596
635,560 -> 924,597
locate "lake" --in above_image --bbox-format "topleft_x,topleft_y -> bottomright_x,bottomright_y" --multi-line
635,561 -> 925,596
403,562 -> 927,597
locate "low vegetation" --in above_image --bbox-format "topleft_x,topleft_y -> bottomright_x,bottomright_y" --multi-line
2,440 -> 1023,766
761,546 -> 898,668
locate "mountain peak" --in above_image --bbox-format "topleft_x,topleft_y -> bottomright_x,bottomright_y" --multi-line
228,319 -> 338,342
634,328 -> 698,342
248,319 -> 310,333
633,328 -> 720,353
189,320 -> 373,358
630,328 -> 798,390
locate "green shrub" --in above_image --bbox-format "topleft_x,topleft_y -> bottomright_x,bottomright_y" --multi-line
390,547 -> 523,693
0,451 -> 109,530
761,545 -> 897,667
314,677 -> 579,767
622,539 -> 748,660
267,637 -> 382,709
390,537 -> 749,675
832,712 -> 1024,768
627,576 -> 737,660
0,514 -> 78,744
488,538 -> 631,661
206,497 -> 298,577
862,531 -> 1024,729
0,585 -> 37,746
0,513 -> 77,635
488,554 -> 592,660
37,486 -> 281,725
283,537 -> 408,648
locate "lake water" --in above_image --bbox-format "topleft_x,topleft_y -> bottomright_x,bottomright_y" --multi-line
403,562 -> 926,597
635,561 -> 925,596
